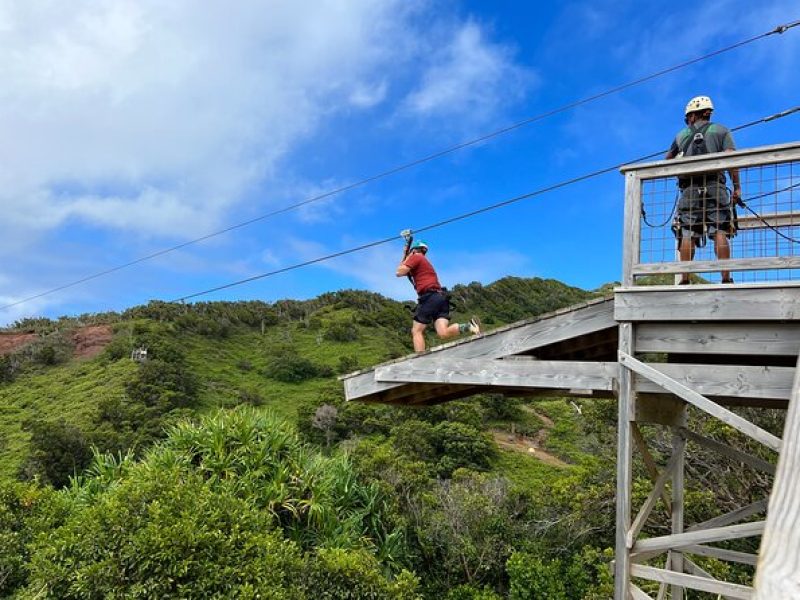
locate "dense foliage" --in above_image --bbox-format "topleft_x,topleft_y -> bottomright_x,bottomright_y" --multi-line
0,277 -> 771,597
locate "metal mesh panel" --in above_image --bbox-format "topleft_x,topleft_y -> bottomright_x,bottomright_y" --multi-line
639,159 -> 800,283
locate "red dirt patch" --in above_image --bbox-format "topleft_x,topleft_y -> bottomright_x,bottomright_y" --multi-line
0,333 -> 38,356
72,325 -> 114,359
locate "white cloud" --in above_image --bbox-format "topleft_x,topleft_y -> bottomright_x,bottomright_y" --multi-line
404,21 -> 533,121
0,1 -> 535,318
0,0 -> 409,245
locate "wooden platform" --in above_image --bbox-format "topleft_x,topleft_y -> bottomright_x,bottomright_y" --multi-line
342,282 -> 800,408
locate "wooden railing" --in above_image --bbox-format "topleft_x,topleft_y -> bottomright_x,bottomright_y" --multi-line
620,142 -> 800,286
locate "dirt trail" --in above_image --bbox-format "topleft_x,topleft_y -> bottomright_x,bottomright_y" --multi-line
0,325 -> 113,359
492,406 -> 569,468
0,333 -> 37,355
72,325 -> 114,359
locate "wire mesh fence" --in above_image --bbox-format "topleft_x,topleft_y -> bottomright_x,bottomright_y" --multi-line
638,159 -> 800,283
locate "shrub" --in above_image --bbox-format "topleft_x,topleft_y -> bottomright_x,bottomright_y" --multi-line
323,320 -> 360,342
264,354 -> 329,383
302,548 -> 420,600
25,469 -> 305,598
18,419 -> 93,489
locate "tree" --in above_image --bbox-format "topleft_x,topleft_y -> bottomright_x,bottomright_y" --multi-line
18,419 -> 92,489
312,404 -> 338,449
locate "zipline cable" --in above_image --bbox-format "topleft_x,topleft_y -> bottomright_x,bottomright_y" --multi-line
2,20 -> 798,312
173,106 -> 800,302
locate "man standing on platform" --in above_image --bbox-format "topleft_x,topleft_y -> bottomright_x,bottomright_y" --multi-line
396,238 -> 481,352
665,95 -> 742,284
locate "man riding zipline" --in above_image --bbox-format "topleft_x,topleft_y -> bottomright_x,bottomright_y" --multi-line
396,231 -> 481,352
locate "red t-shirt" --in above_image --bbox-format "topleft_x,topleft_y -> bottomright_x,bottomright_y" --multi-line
403,252 -> 441,295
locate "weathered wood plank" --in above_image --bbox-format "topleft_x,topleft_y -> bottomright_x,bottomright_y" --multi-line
344,298 -> 616,401
686,499 -> 769,533
615,285 -> 800,322
633,521 -> 765,554
630,584 -> 655,600
623,171 -> 642,287
621,353 -> 783,451
635,395 -> 686,426
620,141 -> 800,178
671,427 -> 686,600
682,430 -> 776,476
737,210 -> 800,231
615,322 -> 635,600
683,558 -> 739,600
684,544 -> 758,566
375,359 -> 617,390
754,352 -> 800,599
631,565 -> 754,599
628,448 -> 681,548
632,424 -> 672,516
632,256 -> 800,276
636,323 -> 800,356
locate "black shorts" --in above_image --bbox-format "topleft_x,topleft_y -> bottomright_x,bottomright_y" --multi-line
676,182 -> 732,242
413,291 -> 450,325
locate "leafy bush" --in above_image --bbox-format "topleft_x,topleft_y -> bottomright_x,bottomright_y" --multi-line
324,320 -> 360,342
302,548 -> 420,599
18,419 -> 93,489
26,468 -> 305,598
264,354 -> 331,383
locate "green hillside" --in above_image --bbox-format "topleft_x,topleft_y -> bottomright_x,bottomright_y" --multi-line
0,277 -> 765,598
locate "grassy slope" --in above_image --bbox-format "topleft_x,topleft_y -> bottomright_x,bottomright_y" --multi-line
0,279 -> 601,486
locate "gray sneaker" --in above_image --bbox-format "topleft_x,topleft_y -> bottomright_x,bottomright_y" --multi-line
468,316 -> 482,335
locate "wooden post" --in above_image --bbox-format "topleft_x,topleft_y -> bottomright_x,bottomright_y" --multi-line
670,419 -> 687,600
754,352 -> 800,598
615,322 -> 635,599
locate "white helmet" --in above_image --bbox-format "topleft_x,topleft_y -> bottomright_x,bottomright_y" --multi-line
685,95 -> 714,116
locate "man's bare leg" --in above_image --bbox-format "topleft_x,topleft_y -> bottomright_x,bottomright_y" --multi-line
434,318 -> 460,340
714,231 -> 732,282
411,321 -> 428,352
678,235 -> 695,284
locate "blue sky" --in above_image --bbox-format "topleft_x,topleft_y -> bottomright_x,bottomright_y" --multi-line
1,0 -> 798,324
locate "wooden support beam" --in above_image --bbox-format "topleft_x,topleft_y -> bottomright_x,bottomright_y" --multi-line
630,583 -> 654,600
633,521 -> 765,554
619,353 -> 782,452
375,359 -> 616,390
754,352 -> 800,599
736,210 -> 800,231
632,256 -> 800,277
671,425 -> 687,600
683,558 -> 739,600
344,297 -> 615,401
631,565 -> 754,599
632,424 -> 672,516
635,395 -> 685,427
684,544 -> 758,566
614,283 -> 800,322
636,322 -> 800,356
628,448 -> 681,548
682,429 -> 776,475
637,363 -> 795,404
615,322 -> 635,600
686,499 -> 769,533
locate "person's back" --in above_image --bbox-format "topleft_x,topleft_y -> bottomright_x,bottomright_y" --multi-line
665,95 -> 741,284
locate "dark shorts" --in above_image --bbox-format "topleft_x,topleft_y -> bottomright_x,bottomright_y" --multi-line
676,182 -> 732,242
414,291 -> 450,325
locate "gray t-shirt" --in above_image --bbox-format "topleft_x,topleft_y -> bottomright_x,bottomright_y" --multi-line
669,120 -> 736,186
669,120 -> 736,157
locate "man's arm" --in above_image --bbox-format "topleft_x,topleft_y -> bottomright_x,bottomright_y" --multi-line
397,252 -> 414,278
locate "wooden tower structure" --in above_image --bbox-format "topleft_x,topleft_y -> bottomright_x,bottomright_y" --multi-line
342,141 -> 800,598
